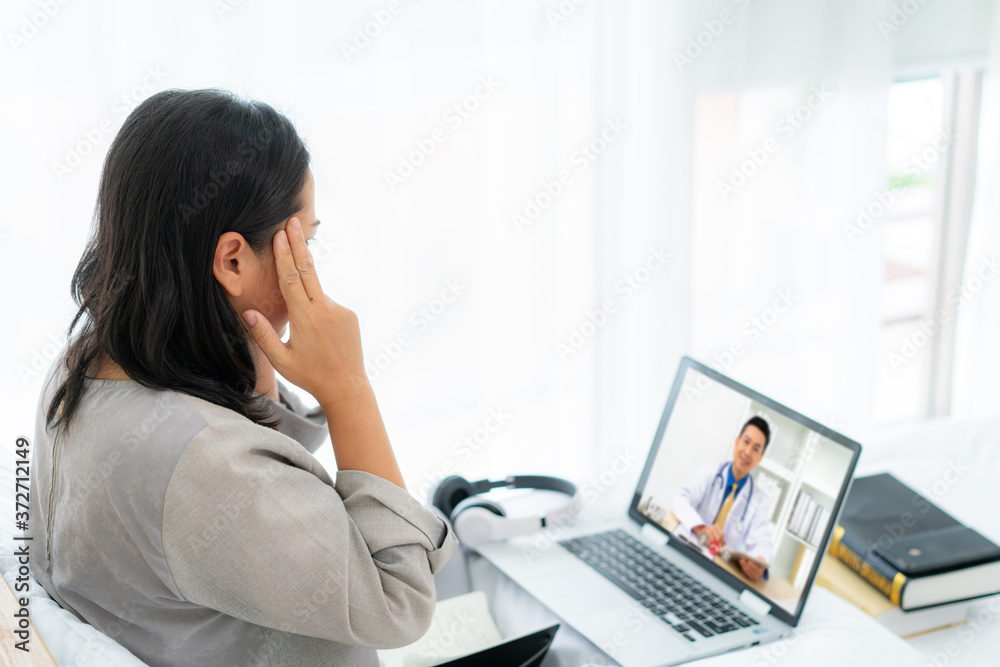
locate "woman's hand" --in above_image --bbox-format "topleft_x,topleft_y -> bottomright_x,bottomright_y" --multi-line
240,217 -> 367,410
251,339 -> 280,402
251,320 -> 287,402
241,215 -> 405,489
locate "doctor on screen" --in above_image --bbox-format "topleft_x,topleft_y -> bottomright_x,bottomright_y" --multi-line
673,416 -> 774,582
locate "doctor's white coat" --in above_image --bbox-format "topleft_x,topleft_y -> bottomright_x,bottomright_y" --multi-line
672,461 -> 774,566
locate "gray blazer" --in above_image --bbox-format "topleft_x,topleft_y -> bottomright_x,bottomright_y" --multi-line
28,351 -> 459,666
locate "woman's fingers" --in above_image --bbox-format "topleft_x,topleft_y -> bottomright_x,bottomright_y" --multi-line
271,225 -> 311,310
242,309 -> 289,371
284,217 -> 324,301
250,215 -> 370,408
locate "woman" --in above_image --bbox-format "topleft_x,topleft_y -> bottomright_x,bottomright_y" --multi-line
29,88 -> 458,666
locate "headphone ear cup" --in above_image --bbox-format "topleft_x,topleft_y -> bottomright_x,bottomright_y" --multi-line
451,497 -> 507,548
453,497 -> 506,519
430,475 -> 475,519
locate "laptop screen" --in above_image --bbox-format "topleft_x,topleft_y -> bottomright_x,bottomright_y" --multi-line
628,357 -> 861,626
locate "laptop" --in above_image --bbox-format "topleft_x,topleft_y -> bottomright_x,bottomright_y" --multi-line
475,356 -> 862,666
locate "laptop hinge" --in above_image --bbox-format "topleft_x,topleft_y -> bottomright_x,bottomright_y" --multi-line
738,589 -> 771,617
640,523 -> 668,547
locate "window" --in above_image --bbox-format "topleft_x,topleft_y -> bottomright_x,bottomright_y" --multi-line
874,76 -> 946,423
874,70 -> 984,425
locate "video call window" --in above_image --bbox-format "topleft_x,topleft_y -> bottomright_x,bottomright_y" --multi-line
637,368 -> 854,613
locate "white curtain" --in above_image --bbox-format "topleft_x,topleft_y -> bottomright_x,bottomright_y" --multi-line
0,0 -> 618,495
596,0 -> 893,478
953,0 -> 1000,418
2,0 -> 900,500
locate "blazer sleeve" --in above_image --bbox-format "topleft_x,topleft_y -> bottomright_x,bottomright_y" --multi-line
271,379 -> 329,454
160,422 -> 459,649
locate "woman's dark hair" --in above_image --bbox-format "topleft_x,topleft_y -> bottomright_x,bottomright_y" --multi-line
46,88 -> 310,433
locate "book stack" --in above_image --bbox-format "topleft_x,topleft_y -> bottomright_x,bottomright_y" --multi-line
822,473 -> 1000,636
787,489 -> 830,547
816,557 -> 969,638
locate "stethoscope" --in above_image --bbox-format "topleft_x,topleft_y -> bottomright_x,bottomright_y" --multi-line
711,462 -> 753,533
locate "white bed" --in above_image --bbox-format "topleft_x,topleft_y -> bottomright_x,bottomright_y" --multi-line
5,414 -> 998,666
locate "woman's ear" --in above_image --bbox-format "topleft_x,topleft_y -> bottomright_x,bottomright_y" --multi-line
212,231 -> 251,297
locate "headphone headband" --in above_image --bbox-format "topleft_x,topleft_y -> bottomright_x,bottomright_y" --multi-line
429,474 -> 580,548
471,475 -> 578,497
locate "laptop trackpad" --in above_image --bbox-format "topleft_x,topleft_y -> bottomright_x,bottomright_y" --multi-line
532,570 -> 624,616
531,570 -> 692,661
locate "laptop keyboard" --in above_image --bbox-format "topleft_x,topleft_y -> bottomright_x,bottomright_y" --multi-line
559,529 -> 760,642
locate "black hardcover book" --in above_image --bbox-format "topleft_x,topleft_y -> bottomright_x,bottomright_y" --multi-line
437,623 -> 559,667
830,473 -> 1000,610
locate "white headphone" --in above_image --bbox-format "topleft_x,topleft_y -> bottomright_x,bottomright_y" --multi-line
429,474 -> 580,548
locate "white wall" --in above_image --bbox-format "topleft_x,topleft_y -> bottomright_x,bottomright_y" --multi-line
890,0 -> 996,74
3,0 -> 997,500
640,369 -> 751,507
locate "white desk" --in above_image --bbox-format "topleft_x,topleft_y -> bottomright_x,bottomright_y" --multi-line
433,497 -> 926,666
435,541 -> 927,667
433,414 -> 1000,666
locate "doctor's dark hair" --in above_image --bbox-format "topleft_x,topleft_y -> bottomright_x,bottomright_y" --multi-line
740,416 -> 771,451
45,88 -> 310,433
